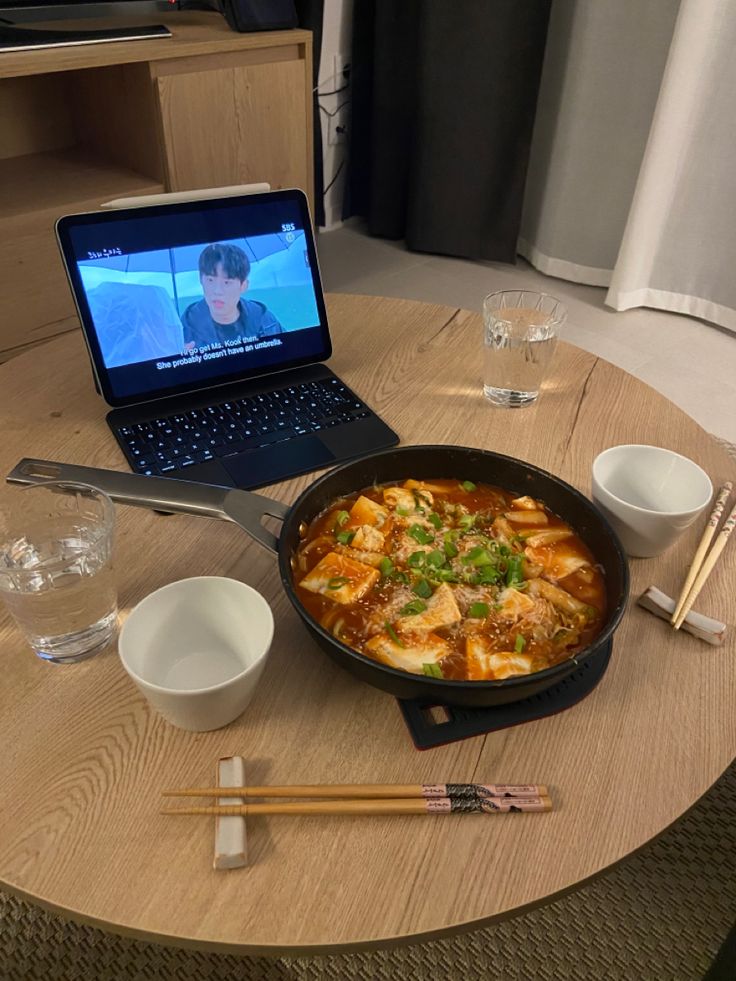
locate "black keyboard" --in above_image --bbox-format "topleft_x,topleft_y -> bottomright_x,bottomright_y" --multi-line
113,377 -> 372,477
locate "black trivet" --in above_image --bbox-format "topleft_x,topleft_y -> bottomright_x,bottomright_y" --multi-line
398,638 -> 613,749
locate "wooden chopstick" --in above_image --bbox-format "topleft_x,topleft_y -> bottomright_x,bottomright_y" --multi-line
671,482 -> 733,625
161,796 -> 552,817
674,500 -> 736,630
161,782 -> 549,800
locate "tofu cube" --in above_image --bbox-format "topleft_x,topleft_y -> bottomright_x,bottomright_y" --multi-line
466,636 -> 535,680
348,495 -> 390,529
396,582 -> 461,632
299,552 -> 379,605
366,631 -> 449,674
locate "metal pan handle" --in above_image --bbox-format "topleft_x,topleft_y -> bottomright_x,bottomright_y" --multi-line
6,460 -> 289,555
6,458 -> 233,519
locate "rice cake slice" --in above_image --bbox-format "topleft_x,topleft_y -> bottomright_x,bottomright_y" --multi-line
524,543 -> 589,580
299,552 -> 379,605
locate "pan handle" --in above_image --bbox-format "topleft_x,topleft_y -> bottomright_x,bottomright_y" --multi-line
5,459 -> 285,533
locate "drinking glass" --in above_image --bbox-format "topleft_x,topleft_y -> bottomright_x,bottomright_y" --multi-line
0,482 -> 117,663
482,290 -> 566,407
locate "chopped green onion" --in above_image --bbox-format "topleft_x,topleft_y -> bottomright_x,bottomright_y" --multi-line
584,605 -> 599,621
428,512 -> 442,529
393,571 -> 411,584
336,530 -> 355,546
505,554 -> 525,587
413,579 -> 432,599
384,622 -> 404,647
408,551 -> 426,568
458,514 -> 476,532
379,557 -> 394,577
464,546 -> 495,567
515,634 -> 526,653
476,566 -> 501,585
413,578 -> 433,598
396,506 -> 411,516
426,549 -> 446,568
408,524 -> 434,545
444,539 -> 459,559
468,602 -> 489,619
334,510 -> 350,528
399,599 -> 427,617
461,480 -> 477,492
327,576 -> 350,590
422,662 -> 444,678
428,568 -> 460,582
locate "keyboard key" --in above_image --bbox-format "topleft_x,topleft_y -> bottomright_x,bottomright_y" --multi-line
133,461 -> 159,475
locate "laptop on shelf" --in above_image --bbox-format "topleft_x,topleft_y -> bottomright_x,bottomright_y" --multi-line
55,188 -> 398,490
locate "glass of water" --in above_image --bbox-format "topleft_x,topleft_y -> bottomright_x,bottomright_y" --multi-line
482,290 -> 566,407
0,482 -> 117,663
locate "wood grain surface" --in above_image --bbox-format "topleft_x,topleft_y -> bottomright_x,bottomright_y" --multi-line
0,294 -> 734,954
0,13 -> 313,80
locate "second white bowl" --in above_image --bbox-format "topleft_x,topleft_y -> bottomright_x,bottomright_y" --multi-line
592,445 -> 712,558
119,576 -> 274,731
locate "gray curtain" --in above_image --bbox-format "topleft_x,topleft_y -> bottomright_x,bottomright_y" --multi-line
346,0 -> 552,262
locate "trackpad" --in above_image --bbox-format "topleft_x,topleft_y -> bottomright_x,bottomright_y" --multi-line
222,436 -> 336,489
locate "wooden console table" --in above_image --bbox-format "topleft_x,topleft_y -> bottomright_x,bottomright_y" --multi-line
0,11 -> 313,360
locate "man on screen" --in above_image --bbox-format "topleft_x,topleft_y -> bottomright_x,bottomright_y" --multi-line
182,243 -> 283,349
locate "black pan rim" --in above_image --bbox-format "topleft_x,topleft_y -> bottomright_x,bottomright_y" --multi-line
278,444 -> 630,693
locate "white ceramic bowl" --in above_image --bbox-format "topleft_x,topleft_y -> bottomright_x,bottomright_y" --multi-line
119,577 -> 274,731
592,445 -> 713,558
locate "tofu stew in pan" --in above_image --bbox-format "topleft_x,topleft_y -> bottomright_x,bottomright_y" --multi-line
294,479 -> 606,682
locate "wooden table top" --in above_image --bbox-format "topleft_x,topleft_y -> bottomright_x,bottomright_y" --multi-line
0,293 -> 734,955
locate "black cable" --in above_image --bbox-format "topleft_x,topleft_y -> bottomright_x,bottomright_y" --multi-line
316,84 -> 349,97
319,100 -> 351,119
323,159 -> 345,194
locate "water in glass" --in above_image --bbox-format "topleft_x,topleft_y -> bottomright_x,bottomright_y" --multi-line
0,484 -> 117,663
482,293 -> 565,407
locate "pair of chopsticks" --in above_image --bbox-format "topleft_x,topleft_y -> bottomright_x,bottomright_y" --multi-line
161,782 -> 552,816
671,482 -> 735,630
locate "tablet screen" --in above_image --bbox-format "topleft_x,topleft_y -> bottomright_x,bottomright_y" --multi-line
56,190 -> 331,407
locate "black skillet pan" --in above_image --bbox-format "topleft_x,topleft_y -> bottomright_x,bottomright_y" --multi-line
8,447 -> 629,707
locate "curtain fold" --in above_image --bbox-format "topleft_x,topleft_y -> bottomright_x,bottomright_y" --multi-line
521,0 -> 736,335
347,0 -> 551,263
605,0 -> 736,332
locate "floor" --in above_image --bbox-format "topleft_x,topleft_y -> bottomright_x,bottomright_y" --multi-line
316,221 -> 736,444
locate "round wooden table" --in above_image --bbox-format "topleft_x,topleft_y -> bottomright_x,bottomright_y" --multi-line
0,294 -> 734,955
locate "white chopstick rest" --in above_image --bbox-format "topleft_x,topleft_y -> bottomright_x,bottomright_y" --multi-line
638,586 -> 726,646
214,756 -> 247,869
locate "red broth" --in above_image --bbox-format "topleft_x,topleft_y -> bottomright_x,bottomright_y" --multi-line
293,479 -> 606,682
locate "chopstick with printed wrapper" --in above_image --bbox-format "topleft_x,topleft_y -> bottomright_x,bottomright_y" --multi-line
162,796 -> 553,818
161,782 -> 549,801
674,499 -> 736,630
671,482 -> 732,625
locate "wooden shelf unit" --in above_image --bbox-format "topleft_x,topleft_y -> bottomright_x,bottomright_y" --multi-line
0,12 -> 313,360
